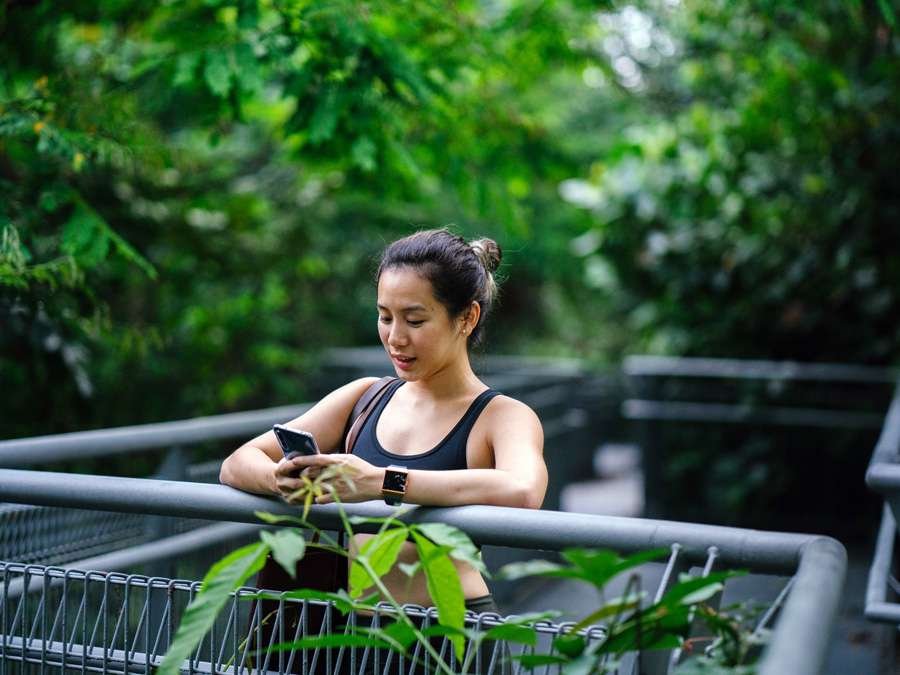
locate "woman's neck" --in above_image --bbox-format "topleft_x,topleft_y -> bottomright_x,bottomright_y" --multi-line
406,353 -> 483,401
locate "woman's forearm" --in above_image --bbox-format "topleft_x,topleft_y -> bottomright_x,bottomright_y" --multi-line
401,468 -> 543,509
220,445 -> 278,495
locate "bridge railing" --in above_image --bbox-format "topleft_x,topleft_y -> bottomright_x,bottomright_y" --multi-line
0,469 -> 845,675
0,355 -> 598,578
621,355 -> 894,520
865,382 -> 900,625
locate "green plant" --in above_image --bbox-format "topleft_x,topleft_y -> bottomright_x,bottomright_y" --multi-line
157,469 -> 762,674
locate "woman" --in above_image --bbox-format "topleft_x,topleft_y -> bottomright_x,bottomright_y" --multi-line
220,228 -> 547,612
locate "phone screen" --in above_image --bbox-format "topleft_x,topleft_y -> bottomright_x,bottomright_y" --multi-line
273,424 -> 319,458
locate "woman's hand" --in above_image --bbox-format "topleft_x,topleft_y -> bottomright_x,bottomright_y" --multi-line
277,454 -> 383,504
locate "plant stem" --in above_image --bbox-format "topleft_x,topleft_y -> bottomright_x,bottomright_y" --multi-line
357,557 -> 456,675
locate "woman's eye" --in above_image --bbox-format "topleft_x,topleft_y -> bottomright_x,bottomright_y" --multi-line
407,319 -> 425,327
378,316 -> 392,324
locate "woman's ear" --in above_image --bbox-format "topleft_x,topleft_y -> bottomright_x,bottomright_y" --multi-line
460,301 -> 481,337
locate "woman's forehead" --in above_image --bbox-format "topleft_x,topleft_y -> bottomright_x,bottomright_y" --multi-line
377,267 -> 436,307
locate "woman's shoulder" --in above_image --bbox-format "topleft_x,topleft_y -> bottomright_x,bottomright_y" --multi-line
318,376 -> 386,409
482,391 -> 542,429
336,376 -> 385,399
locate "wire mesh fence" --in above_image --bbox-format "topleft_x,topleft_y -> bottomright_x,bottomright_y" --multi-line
1,562 -> 616,675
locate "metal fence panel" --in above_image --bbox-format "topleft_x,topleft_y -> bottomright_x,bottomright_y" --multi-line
0,471 -> 846,675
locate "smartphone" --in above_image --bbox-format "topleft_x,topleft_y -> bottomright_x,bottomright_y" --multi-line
272,424 -> 320,459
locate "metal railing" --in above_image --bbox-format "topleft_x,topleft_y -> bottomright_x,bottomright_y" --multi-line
0,362 -> 595,579
622,355 -> 893,519
865,382 -> 900,625
0,469 -> 846,675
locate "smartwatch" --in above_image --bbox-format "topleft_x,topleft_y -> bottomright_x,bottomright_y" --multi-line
382,465 -> 409,506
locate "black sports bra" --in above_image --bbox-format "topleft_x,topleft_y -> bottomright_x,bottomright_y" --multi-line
350,380 -> 500,470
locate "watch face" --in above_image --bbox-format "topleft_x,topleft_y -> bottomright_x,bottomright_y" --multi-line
384,469 -> 408,492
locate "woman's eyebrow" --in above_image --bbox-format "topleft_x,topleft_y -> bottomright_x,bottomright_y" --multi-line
377,303 -> 428,312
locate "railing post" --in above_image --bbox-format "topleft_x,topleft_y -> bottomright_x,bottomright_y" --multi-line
634,374 -> 664,518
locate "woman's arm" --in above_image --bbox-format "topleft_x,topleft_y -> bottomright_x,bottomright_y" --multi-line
295,396 -> 547,509
219,377 -> 379,497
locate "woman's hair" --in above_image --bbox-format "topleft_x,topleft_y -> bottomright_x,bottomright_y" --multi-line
377,228 -> 502,345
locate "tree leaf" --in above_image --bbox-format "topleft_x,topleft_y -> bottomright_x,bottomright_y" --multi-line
877,0 -> 896,28
234,43 -> 263,94
561,654 -> 596,675
259,529 -> 306,578
398,561 -> 420,577
378,620 -> 419,651
561,547 -> 668,589
351,135 -> 377,172
660,571 -> 741,607
308,87 -> 342,143
204,50 -> 232,98
496,559 -> 568,580
60,206 -> 109,267
572,592 -> 645,632
157,541 -> 269,674
173,52 -> 199,87
553,633 -> 585,657
414,522 -> 488,574
254,511 -> 311,527
483,623 -> 537,646
412,531 -> 465,660
349,527 -> 407,597
267,633 -> 385,651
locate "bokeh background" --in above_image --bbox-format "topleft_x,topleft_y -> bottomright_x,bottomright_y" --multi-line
2,0 -> 898,534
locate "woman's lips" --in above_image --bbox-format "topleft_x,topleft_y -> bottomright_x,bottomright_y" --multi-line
391,354 -> 415,370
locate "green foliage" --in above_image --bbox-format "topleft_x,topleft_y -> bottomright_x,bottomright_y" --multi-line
157,541 -> 269,674
259,528 -> 306,577
0,0 -> 598,439
160,473 -> 759,675
562,1 -> 900,364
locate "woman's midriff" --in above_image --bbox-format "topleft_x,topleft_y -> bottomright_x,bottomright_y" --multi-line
350,533 -> 489,606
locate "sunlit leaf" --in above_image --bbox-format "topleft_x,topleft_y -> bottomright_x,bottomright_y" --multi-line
349,527 -> 407,597
158,542 -> 268,674
412,531 -> 465,660
414,522 -> 488,574
259,529 -> 306,578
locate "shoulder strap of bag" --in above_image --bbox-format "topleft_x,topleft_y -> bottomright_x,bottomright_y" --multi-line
343,376 -> 397,454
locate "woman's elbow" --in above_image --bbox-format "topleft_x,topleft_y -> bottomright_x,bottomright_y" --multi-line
219,454 -> 238,487
509,481 -> 544,510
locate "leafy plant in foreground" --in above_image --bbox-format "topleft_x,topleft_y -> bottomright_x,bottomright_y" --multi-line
158,469 -> 761,674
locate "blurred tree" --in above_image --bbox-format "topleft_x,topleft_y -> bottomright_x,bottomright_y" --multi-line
555,0 -> 898,528
0,0 -> 600,436
562,0 -> 899,363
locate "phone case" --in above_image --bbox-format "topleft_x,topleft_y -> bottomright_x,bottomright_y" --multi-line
273,425 -> 319,458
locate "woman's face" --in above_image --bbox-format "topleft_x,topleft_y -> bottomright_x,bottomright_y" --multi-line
377,266 -> 468,381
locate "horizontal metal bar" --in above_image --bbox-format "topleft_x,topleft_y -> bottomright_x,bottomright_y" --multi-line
623,355 -> 896,383
0,470 -> 834,573
326,347 -> 587,377
0,470 -> 845,675
623,399 -> 885,429
0,403 -> 311,467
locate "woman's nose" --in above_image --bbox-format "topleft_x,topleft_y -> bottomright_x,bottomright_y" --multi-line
388,324 -> 407,346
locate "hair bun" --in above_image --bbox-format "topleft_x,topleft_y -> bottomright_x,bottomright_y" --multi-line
469,238 -> 502,274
